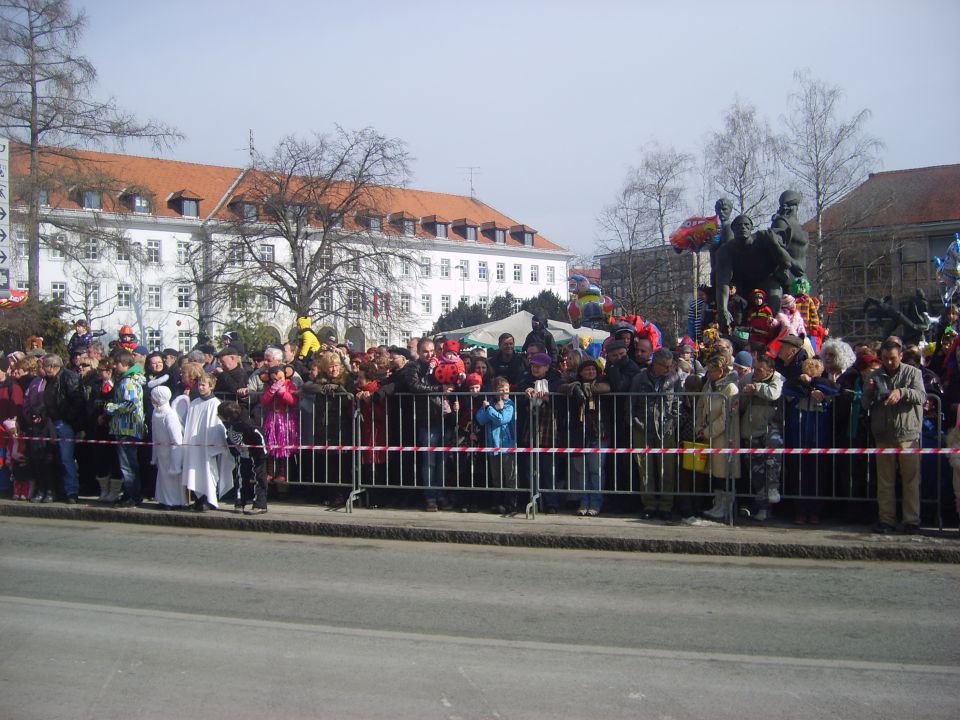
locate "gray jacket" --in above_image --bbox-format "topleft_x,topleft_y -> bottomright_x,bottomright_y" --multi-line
738,370 -> 784,441
862,362 -> 925,444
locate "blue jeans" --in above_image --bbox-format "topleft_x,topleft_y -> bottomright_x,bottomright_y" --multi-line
571,441 -> 605,511
53,420 -> 79,498
417,424 -> 444,501
116,441 -> 141,501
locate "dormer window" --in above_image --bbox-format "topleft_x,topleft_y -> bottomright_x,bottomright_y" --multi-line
452,218 -> 479,242
388,211 -> 417,237
369,216 -> 382,232
510,224 -> 536,247
38,189 -> 50,206
121,190 -> 151,214
168,189 -> 203,218
481,221 -> 508,244
423,215 -> 449,239
82,190 -> 102,210
229,195 -> 258,221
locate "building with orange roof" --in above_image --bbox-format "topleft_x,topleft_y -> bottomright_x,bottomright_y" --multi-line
806,164 -> 960,339
7,143 -> 574,350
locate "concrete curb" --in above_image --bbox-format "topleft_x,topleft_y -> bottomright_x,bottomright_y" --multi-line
3,502 -> 959,563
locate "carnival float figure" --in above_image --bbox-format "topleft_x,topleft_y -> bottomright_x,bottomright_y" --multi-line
935,232 -> 960,306
567,274 -> 614,328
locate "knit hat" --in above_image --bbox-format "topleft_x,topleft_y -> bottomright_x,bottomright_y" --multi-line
781,294 -> 796,310
465,373 -> 484,387
752,288 -> 767,299
133,345 -> 150,355
734,351 -> 753,369
529,352 -> 552,366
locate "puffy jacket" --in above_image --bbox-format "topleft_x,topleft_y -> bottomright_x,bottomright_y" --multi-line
738,370 -> 784,441
863,362 -> 925,444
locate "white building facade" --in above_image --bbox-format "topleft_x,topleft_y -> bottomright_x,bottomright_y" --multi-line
11,147 -> 574,351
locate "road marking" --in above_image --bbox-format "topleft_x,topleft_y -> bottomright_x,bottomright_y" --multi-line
1,594 -> 958,676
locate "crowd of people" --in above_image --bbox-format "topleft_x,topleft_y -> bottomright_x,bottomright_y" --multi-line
1,310 -> 959,534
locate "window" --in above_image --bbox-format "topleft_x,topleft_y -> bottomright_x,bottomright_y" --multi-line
478,296 -> 488,311
181,199 -> 199,218
421,294 -> 432,314
130,194 -> 150,213
368,216 -> 382,232
116,240 -> 131,262
403,219 -> 416,236
530,265 -> 539,283
400,330 -> 412,345
495,229 -> 506,244
51,282 -> 66,302
82,190 -> 102,210
420,257 -> 432,277
17,281 -> 29,291
460,295 -> 470,306
318,247 -> 333,270
242,203 -> 258,221
440,295 -> 451,314
83,237 -> 99,261
259,292 -> 276,312
349,251 -> 361,273
458,260 -> 469,279
512,297 -> 523,313
378,329 -> 390,346
513,264 -> 522,282
177,241 -> 191,265
178,330 -> 193,354
466,226 -> 477,242
435,223 -> 448,239
48,233 -> 66,259
402,259 -> 412,277
38,189 -> 49,206
117,284 -> 132,308
176,285 -> 191,309
522,232 -> 534,246
317,289 -> 332,313
496,263 -> 505,281
400,293 -> 411,313
478,261 -> 488,280
259,244 -> 275,263
227,245 -> 245,265
147,239 -> 161,264
84,283 -> 100,307
229,287 -> 251,311
147,285 -> 162,309
547,266 -> 556,284
440,258 -> 451,278
329,212 -> 343,229
145,329 -> 161,349
346,289 -> 361,312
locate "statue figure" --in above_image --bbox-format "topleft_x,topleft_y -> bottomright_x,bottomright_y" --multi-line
769,190 -> 808,287
714,214 -> 803,333
709,198 -> 734,288
863,293 -> 936,344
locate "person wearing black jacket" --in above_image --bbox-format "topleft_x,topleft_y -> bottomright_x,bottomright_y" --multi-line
40,354 -> 84,502
213,346 -> 249,402
521,314 -> 559,365
488,333 -> 527,387
218,400 -> 268,514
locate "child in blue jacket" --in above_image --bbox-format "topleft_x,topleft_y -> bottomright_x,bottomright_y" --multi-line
475,376 -> 518,515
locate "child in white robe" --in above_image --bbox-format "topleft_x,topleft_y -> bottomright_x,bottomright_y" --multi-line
150,386 -> 184,509
181,373 -> 235,511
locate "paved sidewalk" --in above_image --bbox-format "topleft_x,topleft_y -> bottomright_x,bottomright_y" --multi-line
2,498 -> 958,562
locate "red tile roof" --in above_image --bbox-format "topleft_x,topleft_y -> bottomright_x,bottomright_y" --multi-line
811,164 -> 960,234
10,143 -> 567,252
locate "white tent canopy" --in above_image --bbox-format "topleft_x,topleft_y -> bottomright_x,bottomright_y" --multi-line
443,310 -> 609,349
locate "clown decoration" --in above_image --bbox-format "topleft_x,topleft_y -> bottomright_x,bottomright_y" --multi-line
567,274 -> 614,328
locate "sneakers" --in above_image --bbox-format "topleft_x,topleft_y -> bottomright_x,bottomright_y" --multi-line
586,509 -> 599,517
244,506 -> 268,515
233,503 -> 244,514
767,488 -> 781,504
577,507 -> 588,517
29,494 -> 42,503
42,492 -> 54,503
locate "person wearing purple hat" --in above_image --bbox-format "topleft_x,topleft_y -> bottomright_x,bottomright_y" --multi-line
515,350 -> 564,512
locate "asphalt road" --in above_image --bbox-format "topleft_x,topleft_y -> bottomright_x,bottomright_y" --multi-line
1,517 -> 958,720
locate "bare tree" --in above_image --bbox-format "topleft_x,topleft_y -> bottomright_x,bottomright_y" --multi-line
212,127 -> 416,331
705,99 -> 780,221
779,69 -> 884,291
596,144 -> 692,319
0,0 -> 180,296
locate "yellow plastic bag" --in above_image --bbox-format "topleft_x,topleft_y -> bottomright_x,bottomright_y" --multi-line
682,441 -> 709,473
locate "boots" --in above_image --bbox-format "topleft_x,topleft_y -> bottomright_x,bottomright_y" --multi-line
101,478 -> 122,504
703,491 -> 725,520
704,491 -> 732,522
96,475 -> 110,501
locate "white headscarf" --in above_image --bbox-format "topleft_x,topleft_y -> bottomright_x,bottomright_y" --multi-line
151,385 -> 172,416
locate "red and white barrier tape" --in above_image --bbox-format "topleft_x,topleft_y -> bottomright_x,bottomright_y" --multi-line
5,435 -> 960,455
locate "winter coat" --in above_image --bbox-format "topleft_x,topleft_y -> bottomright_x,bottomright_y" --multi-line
862,362 -> 925,445
695,371 -> 740,478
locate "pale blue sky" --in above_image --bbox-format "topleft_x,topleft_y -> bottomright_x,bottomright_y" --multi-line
80,0 -> 960,257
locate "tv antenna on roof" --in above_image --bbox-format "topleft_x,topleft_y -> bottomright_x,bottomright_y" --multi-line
458,166 -> 481,198
248,129 -> 255,167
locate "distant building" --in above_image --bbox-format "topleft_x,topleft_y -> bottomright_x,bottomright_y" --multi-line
9,145 -> 573,351
810,164 -> 960,340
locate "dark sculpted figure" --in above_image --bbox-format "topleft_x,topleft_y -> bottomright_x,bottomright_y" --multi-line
715,214 -> 802,332
769,190 -> 809,287
863,291 -> 936,344
709,198 -> 734,289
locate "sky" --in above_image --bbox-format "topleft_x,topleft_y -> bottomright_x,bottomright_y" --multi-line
78,0 -> 960,259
